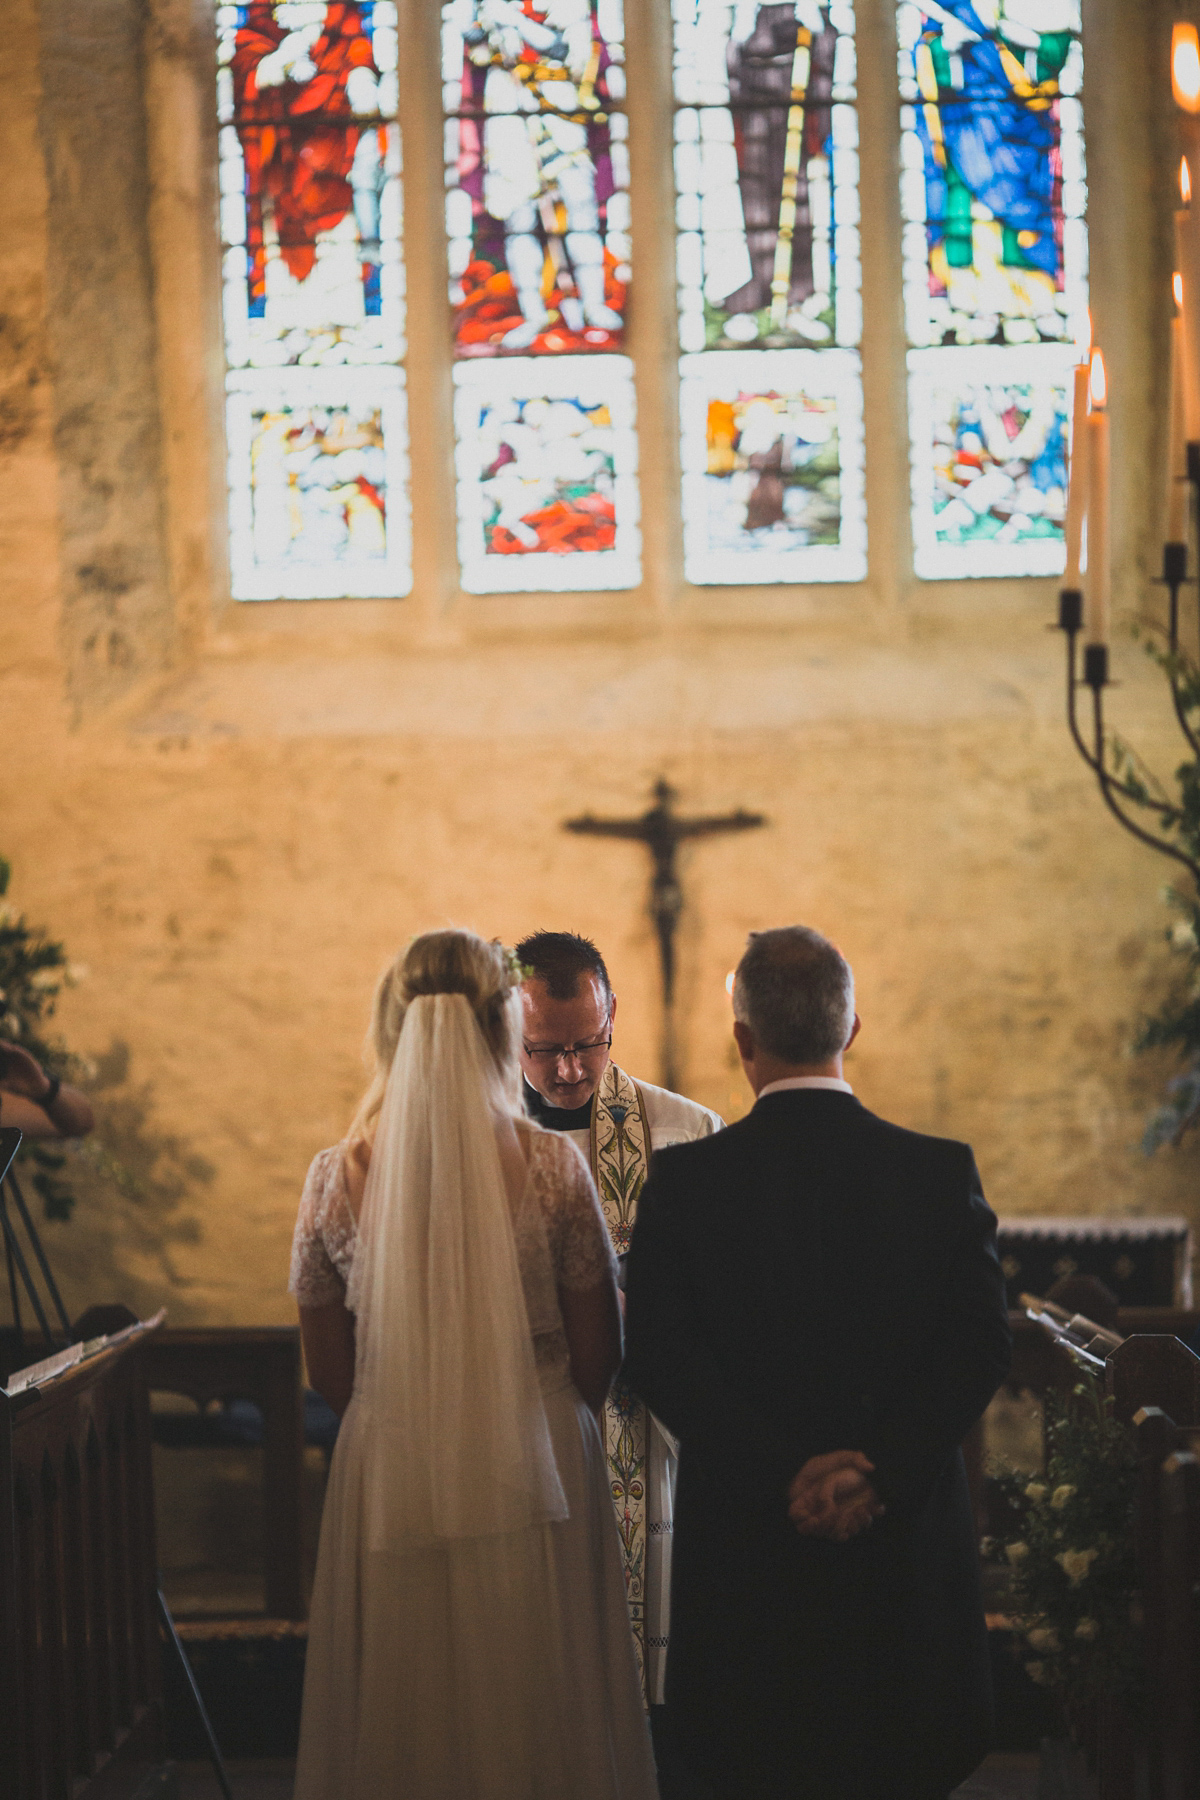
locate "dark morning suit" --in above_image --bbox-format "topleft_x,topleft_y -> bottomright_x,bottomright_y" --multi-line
623,1088 -> 1012,1800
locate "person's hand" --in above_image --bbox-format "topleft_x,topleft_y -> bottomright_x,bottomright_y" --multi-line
790,1462 -> 881,1541
788,1450 -> 884,1542
0,1041 -> 53,1101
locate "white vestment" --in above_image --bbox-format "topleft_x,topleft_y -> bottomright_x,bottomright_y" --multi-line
556,1070 -> 723,1705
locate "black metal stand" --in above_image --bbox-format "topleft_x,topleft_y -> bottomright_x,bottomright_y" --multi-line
0,1164 -> 73,1355
1055,438 -> 1200,885
157,1585 -> 234,1800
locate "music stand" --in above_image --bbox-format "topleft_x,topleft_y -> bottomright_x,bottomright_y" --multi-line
0,1126 -> 74,1380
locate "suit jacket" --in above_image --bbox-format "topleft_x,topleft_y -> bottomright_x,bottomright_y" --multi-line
623,1089 -> 1012,1800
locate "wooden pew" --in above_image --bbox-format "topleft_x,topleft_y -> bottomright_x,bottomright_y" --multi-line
0,1326 -> 164,1800
145,1327 -> 305,1621
1104,1339 -> 1200,1800
999,1314 -> 1200,1800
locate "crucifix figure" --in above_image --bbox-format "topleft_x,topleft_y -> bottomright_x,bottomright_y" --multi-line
564,779 -> 766,1088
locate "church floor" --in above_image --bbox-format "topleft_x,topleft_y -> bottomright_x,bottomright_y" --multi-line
951,1754 -> 1039,1798
173,1752 -> 1041,1799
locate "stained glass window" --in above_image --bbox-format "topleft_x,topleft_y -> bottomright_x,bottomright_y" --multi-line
673,1 -> 866,586
441,1 -> 641,592
217,1 -> 410,599
897,1 -> 1087,579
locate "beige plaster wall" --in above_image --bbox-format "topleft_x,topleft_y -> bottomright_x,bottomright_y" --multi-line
1,0 -> 1198,1328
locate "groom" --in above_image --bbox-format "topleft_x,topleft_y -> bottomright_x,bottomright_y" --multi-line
624,927 -> 1012,1800
515,931 -> 722,1712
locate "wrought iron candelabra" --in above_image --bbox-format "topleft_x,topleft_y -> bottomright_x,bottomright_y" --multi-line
1057,444 -> 1200,886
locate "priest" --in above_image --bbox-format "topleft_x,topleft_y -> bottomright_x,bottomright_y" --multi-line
515,930 -> 722,1716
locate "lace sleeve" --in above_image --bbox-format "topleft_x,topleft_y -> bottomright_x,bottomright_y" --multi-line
544,1135 -> 618,1292
288,1148 -> 347,1308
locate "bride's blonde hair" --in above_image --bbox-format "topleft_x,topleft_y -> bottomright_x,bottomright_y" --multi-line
347,929 -> 523,1146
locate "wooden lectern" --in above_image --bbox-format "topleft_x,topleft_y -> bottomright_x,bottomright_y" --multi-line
0,1320 -> 165,1800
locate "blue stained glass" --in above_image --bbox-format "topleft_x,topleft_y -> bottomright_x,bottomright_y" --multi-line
896,1 -> 1087,579
907,344 -> 1071,579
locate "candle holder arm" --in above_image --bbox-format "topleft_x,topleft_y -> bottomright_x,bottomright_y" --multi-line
1063,621 -> 1181,813
1088,686 -> 1200,881
1155,557 -> 1200,759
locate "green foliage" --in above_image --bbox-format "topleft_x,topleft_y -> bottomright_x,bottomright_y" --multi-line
1135,896 -> 1200,1150
1118,626 -> 1200,1147
988,1379 -> 1142,1716
0,857 -> 84,1219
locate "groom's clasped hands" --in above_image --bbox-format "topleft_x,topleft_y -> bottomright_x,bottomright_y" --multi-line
787,1450 -> 885,1543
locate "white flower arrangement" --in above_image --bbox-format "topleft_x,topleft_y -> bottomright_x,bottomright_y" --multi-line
1056,1548 -> 1100,1587
989,1378 -> 1142,1713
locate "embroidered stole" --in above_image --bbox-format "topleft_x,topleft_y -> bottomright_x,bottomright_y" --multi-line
589,1061 -> 653,1700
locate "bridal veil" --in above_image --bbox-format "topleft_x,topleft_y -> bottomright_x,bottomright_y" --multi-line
347,989 -> 566,1551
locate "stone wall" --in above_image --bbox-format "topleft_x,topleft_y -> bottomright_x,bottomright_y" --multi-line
2,0 -> 1198,1327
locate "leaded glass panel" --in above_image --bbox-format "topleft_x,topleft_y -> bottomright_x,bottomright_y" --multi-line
453,355 -> 640,591
217,1 -> 411,599
896,1 -> 1087,579
441,2 -> 640,592
673,2 -> 866,585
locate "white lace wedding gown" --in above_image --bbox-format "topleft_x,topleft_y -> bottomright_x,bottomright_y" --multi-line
289,1127 -> 659,1800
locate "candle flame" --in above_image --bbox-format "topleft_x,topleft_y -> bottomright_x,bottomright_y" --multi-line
1176,270 -> 1185,310
1089,348 -> 1107,411
1173,23 -> 1200,113
1183,156 -> 1193,206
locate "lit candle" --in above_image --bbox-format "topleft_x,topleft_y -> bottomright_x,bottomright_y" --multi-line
1175,159 -> 1200,439
1085,349 -> 1110,647
1176,23 -> 1200,171
1169,273 -> 1188,543
1173,22 -> 1200,105
1064,323 -> 1090,587
1174,22 -> 1200,111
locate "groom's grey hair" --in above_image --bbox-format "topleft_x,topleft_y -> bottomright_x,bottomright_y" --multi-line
732,927 -> 854,1066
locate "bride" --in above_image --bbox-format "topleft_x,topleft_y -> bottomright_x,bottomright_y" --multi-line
289,929 -> 659,1799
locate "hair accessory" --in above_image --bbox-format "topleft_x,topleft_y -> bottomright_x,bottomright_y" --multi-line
498,943 -> 533,985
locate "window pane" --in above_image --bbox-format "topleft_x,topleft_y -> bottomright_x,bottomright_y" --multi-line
453,356 -> 640,592
441,1 -> 640,592
217,1 -> 411,599
441,0 -> 629,358
896,1 -> 1087,579
673,1 -> 866,585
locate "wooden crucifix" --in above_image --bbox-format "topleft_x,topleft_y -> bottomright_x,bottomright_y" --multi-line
564,779 -> 766,1090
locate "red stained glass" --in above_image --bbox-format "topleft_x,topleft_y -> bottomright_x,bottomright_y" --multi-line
232,2 -> 382,307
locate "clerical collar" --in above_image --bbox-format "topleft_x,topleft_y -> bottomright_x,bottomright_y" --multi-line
522,1078 -> 593,1131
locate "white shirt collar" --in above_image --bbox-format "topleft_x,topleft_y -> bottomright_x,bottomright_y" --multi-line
756,1076 -> 854,1099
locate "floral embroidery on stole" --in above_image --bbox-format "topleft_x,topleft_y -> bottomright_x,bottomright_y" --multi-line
590,1060 -> 653,1702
